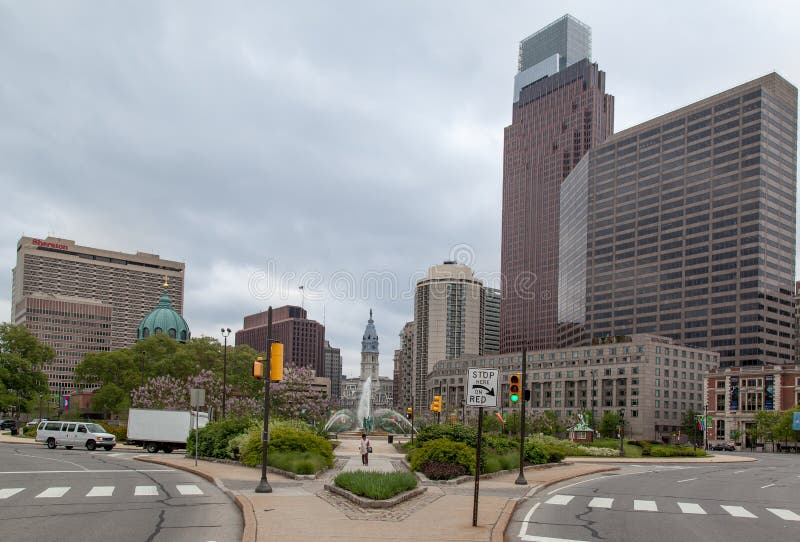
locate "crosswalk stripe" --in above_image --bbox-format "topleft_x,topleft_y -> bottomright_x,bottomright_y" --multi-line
588,497 -> 614,509
677,502 -> 706,515
634,500 -> 658,512
134,485 -> 158,496
721,505 -> 757,518
86,486 -> 115,497
0,488 -> 25,499
767,508 -> 800,521
36,487 -> 70,498
545,494 -> 575,505
176,484 -> 203,496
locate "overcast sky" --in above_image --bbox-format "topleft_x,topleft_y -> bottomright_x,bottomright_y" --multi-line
1,1 -> 798,378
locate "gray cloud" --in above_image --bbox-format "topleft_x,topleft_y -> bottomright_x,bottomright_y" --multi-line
1,1 -> 798,377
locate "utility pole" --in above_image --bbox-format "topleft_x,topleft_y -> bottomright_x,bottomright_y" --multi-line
255,307 -> 274,494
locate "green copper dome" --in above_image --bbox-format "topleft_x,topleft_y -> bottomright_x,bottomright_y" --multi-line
137,283 -> 191,343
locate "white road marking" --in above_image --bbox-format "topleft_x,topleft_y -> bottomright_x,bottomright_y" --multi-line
519,502 -> 539,539
0,488 -> 25,499
734,470 -> 747,474
134,485 -> 158,496
767,508 -> 800,521
546,477 -> 607,495
0,469 -> 175,474
721,505 -> 757,518
36,487 -> 70,498
86,486 -> 115,497
634,500 -> 658,512
677,478 -> 697,483
525,484 -> 542,497
176,484 -> 203,496
677,502 -> 706,515
545,494 -> 575,505
522,536 -> 590,542
588,497 -> 614,508
761,483 -> 775,489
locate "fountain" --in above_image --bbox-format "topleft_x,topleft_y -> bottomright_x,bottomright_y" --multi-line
322,376 -> 413,435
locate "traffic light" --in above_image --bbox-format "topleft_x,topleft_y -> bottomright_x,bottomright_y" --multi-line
524,389 -> 531,402
430,395 -> 442,413
509,373 -> 521,403
270,342 -> 284,381
406,407 -> 413,419
253,356 -> 265,379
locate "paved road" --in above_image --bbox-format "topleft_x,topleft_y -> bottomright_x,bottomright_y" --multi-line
508,454 -> 800,542
0,442 -> 242,542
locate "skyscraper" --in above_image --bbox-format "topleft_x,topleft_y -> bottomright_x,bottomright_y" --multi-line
12,236 -> 185,395
323,340 -> 342,403
559,73 -> 797,367
412,261 -> 496,413
392,321 -> 414,411
500,15 -> 614,354
235,305 -> 326,375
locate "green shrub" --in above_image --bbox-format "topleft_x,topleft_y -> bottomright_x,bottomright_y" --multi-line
334,471 -> 417,500
523,442 -> 548,464
483,434 -> 518,454
187,417 -> 253,459
409,438 -> 476,475
415,423 -> 477,447
650,445 -> 707,457
483,451 -> 520,473
240,424 -> 334,469
525,434 -> 570,462
268,451 -> 329,474
22,425 -> 37,437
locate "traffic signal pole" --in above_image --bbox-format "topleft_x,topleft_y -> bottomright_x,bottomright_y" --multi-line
255,307 -> 273,494
515,345 -> 527,485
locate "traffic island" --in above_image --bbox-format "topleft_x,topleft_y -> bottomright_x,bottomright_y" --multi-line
324,483 -> 427,509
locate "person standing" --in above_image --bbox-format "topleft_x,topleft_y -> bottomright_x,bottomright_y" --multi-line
358,433 -> 371,466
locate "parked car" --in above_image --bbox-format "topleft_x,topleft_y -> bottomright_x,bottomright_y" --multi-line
0,419 -> 17,430
26,418 -> 47,427
712,442 -> 736,451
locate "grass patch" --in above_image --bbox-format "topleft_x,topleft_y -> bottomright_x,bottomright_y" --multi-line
334,471 -> 418,500
269,451 -> 329,475
483,451 -> 521,473
586,438 -> 643,457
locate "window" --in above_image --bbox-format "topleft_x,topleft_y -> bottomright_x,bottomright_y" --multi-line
716,419 -> 725,440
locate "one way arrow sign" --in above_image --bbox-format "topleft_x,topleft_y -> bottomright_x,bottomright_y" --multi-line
466,368 -> 498,407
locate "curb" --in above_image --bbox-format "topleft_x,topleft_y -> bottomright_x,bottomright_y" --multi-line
323,483 -> 427,508
135,456 -> 255,542
501,465 -> 620,542
403,459 -> 580,486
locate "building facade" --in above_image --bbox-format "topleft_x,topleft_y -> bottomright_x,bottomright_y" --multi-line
12,236 -> 185,395
795,281 -> 800,363
558,73 -> 798,368
340,311 -> 393,412
235,306 -> 326,376
412,262 -> 486,414
705,365 -> 800,447
323,341 -> 343,403
427,334 -> 718,441
500,15 -> 614,354
392,321 -> 414,411
483,287 -> 501,354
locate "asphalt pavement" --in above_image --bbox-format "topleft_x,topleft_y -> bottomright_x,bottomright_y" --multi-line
507,453 -> 800,542
0,442 -> 242,542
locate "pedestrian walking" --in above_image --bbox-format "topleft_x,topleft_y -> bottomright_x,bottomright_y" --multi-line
358,433 -> 371,466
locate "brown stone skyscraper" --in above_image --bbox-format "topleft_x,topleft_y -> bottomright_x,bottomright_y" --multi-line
500,15 -> 614,353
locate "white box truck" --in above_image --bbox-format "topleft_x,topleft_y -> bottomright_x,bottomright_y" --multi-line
127,408 -> 209,453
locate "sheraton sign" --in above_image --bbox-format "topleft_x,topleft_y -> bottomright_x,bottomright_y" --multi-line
32,239 -> 70,251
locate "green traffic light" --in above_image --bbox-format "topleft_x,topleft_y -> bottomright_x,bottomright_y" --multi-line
510,394 -> 519,403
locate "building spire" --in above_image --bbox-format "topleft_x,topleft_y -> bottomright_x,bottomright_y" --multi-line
163,275 -> 169,289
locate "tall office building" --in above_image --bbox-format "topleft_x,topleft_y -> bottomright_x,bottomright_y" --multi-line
323,340 -> 342,403
413,261 -> 498,413
794,281 -> 800,363
392,321 -> 414,411
559,73 -> 797,367
12,236 -> 185,394
483,287 -> 501,354
500,15 -> 614,354
235,305 -> 326,376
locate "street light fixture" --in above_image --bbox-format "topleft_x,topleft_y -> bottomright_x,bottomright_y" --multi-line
618,408 -> 626,457
221,328 -> 231,419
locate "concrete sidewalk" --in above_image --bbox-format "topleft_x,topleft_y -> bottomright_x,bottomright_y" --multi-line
135,435 -> 620,542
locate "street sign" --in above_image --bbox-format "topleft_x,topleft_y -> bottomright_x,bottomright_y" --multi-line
466,368 -> 498,407
793,412 -> 800,431
190,388 -> 206,408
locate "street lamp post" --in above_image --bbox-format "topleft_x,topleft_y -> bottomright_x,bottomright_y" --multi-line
221,328 -> 231,419
618,408 -> 626,457
140,350 -> 147,387
255,307 -> 274,494
515,346 -> 528,486
590,369 -> 598,430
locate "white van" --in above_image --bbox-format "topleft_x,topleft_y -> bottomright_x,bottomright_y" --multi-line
35,421 -> 117,451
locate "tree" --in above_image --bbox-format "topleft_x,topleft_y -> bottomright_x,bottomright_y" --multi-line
530,410 -> 564,436
599,411 -> 623,439
753,410 -> 781,450
91,383 -> 130,417
269,366 -> 331,424
0,324 -> 51,415
681,408 -> 702,445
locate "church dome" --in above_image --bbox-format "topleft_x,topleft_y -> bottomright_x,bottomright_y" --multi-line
137,279 -> 191,343
361,309 -> 379,353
